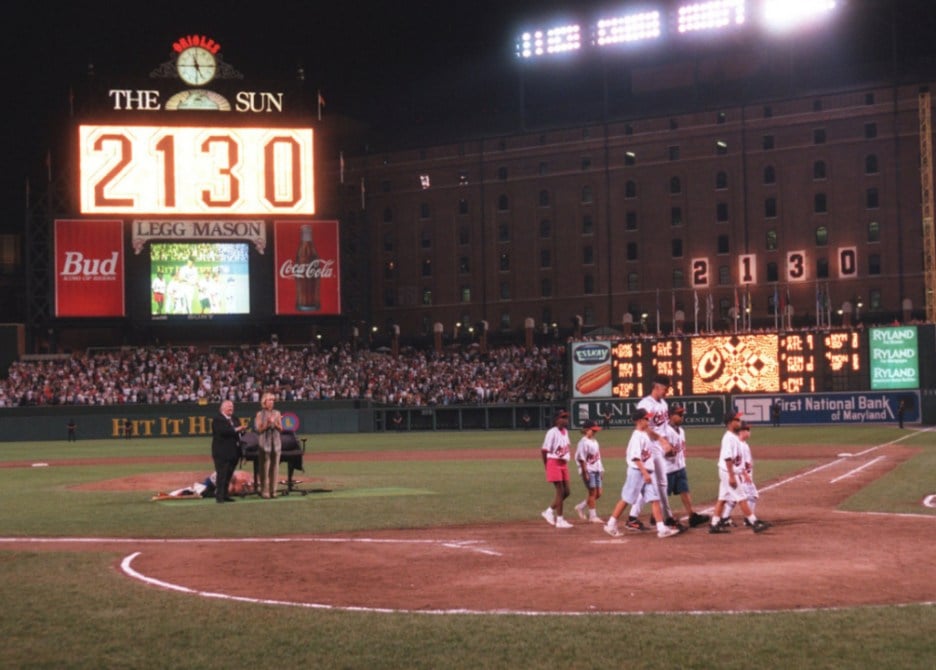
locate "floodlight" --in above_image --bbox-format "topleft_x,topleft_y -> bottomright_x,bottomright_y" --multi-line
677,0 -> 746,34
517,23 -> 581,59
595,11 -> 661,46
762,0 -> 837,32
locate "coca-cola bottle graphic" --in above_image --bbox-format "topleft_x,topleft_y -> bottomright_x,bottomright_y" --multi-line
295,225 -> 321,311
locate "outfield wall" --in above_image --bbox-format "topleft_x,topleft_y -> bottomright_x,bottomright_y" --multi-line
0,401 -> 370,442
0,393 -> 927,443
0,402 -> 559,442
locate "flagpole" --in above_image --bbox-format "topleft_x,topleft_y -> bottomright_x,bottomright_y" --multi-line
693,289 -> 699,335
815,284 -> 821,328
750,288 -> 753,331
773,284 -> 779,331
746,288 -> 752,331
671,290 -> 676,335
733,286 -> 739,334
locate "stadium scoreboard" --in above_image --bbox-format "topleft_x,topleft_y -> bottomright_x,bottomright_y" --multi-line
604,331 -> 868,397
79,125 -> 315,216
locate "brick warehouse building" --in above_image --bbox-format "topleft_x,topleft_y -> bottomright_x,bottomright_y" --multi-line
341,75 -> 932,344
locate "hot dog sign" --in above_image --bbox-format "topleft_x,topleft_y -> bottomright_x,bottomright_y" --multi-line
571,341 -> 613,398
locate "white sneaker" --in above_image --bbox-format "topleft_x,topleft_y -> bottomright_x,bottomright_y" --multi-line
574,502 -> 587,520
657,526 -> 680,539
604,523 -> 622,537
589,516 -> 605,524
555,518 -> 573,529
541,508 -> 556,526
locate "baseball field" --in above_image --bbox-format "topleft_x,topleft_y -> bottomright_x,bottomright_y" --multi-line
1,424 -> 934,669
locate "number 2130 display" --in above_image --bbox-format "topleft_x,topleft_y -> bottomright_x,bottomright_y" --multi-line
79,125 -> 315,215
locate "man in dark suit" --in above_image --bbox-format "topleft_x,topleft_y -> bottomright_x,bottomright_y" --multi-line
212,400 -> 247,504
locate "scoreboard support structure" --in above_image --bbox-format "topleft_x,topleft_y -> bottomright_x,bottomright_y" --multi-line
919,92 -> 936,324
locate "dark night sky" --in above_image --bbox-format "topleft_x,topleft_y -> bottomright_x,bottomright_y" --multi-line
5,0 -> 577,226
5,0 -> 936,229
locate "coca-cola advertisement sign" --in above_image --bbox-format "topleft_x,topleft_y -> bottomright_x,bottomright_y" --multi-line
274,220 -> 340,315
54,220 -> 125,317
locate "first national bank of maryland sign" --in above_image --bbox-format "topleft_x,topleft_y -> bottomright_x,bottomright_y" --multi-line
78,35 -> 315,217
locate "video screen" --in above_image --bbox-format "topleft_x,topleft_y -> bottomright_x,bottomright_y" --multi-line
149,243 -> 250,318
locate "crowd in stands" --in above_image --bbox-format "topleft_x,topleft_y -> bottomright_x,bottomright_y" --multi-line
0,343 -> 567,407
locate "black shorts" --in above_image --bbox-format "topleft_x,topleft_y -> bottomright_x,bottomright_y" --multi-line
667,468 -> 690,495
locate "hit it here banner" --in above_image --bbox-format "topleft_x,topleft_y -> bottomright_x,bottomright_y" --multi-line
273,220 -> 341,315
54,219 -> 125,317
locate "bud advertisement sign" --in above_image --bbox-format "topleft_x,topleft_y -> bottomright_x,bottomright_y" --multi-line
869,326 -> 919,390
54,219 -> 125,317
273,220 -> 340,315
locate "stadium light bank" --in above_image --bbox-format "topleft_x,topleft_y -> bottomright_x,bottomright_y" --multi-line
515,0 -> 840,60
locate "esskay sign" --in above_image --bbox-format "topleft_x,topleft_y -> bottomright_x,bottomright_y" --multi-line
54,220 -> 125,317
869,326 -> 919,390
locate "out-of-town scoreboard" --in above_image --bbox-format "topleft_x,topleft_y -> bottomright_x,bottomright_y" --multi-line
572,330 -> 869,399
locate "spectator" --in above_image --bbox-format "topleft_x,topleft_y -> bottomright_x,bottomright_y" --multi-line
0,343 -> 567,408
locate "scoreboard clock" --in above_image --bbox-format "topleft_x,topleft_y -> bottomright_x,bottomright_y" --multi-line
176,45 -> 218,86
602,330 -> 869,396
79,125 -> 315,215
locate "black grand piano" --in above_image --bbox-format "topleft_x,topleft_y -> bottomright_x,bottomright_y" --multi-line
238,430 -> 308,495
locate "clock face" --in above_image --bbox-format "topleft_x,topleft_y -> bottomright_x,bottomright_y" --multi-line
176,46 -> 217,86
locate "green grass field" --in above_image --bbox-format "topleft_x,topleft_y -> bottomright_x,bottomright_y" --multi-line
1,426 -> 934,669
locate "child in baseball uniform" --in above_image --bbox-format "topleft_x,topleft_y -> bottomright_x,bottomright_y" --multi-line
604,408 -> 681,539
661,405 -> 710,528
541,409 -> 573,529
722,422 -> 770,529
709,412 -> 769,534
573,419 -> 605,523
627,374 -> 675,531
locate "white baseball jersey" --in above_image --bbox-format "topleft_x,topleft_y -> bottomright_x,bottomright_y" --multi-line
637,394 -> 669,435
625,429 -> 655,471
574,436 -> 604,473
738,438 -> 759,500
717,429 -> 743,474
739,439 -> 753,477
541,426 -> 571,461
661,422 -> 687,473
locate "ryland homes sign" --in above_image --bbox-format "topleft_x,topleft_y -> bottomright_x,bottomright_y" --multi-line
869,326 -> 919,390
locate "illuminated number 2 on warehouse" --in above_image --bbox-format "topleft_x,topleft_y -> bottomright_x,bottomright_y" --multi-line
79,125 -> 315,215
